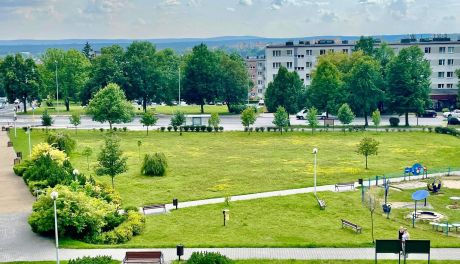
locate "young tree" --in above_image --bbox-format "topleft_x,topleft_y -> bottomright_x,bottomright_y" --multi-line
356,137 -> 379,169
170,111 -> 186,128
96,135 -> 128,189
41,110 -> 53,132
265,66 -> 303,115
353,36 -> 376,56
364,187 -> 380,244
386,46 -> 431,126
82,146 -> 93,170
69,113 -> 81,134
140,111 -> 158,135
306,107 -> 319,134
137,140 -> 142,163
337,103 -> 355,127
241,107 -> 257,133
371,109 -> 381,130
208,113 -> 221,129
272,106 -> 289,134
82,42 -> 93,60
86,83 -> 135,130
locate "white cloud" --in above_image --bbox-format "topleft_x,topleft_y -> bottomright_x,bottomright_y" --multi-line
239,0 -> 253,6
84,0 -> 126,14
226,7 -> 236,12
163,0 -> 181,5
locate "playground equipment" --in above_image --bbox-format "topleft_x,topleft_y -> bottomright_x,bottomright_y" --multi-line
404,163 -> 427,180
427,177 -> 442,193
411,190 -> 430,227
382,178 -> 391,218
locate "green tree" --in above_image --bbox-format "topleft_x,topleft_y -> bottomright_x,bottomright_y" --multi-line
353,36 -> 375,56
374,42 -> 395,79
69,113 -> 81,134
46,131 -> 76,154
306,107 -> 319,134
356,137 -> 379,169
41,110 -> 53,132
0,54 -> 40,112
265,66 -> 303,114
82,42 -> 93,60
337,103 -> 355,126
272,106 -> 289,134
154,48 -> 181,104
208,113 -> 220,129
170,111 -> 186,128
308,60 -> 344,117
40,49 -> 90,110
137,140 -> 142,163
364,188 -> 380,244
386,46 -> 431,126
82,146 -> 93,170
183,44 -> 219,113
371,109 -> 381,130
140,111 -> 158,135
96,135 -> 128,189
345,56 -> 383,126
241,107 -> 257,133
86,83 -> 135,130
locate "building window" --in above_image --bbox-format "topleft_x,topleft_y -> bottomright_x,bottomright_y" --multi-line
258,89 -> 263,93
320,49 -> 326,55
448,59 -> 454,66
424,47 -> 431,54
273,62 -> 281,69
438,72 -> 445,78
447,71 -> 454,78
252,75 -> 255,78
439,47 -> 446,53
301,79 -> 304,82
286,62 -> 293,69
297,54 -> 304,58
306,62 -> 312,68
439,59 -> 445,66
448,47 -> 454,53
273,50 -> 281,57
447,84 -> 454,88
305,74 -> 311,80
329,49 -> 334,53
258,62 -> 263,67
257,80 -> 263,85
306,50 -> 312,56
342,49 -> 348,54
287,50 -> 293,56
438,84 -> 445,88
257,71 -> 263,76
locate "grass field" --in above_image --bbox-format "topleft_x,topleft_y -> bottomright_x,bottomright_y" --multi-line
6,261 -> 460,264
10,130 -> 460,207
61,185 -> 460,248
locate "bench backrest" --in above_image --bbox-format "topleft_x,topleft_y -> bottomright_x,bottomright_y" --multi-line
125,251 -> 162,259
342,219 -> 357,227
143,204 -> 165,209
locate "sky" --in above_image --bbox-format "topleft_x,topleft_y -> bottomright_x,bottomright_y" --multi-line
0,0 -> 459,40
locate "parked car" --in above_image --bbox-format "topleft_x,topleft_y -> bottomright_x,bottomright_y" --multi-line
296,108 -> 328,120
448,117 -> 460,125
443,109 -> 460,118
416,109 -> 437,118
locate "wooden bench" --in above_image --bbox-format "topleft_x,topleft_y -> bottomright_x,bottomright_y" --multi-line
341,219 -> 362,233
315,196 -> 326,210
335,182 -> 355,191
123,251 -> 164,264
142,204 -> 166,215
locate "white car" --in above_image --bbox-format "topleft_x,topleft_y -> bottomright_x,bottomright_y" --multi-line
296,109 -> 328,120
443,109 -> 460,118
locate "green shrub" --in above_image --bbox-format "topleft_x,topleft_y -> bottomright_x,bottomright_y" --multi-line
160,127 -> 166,132
98,211 -> 145,244
123,127 -> 128,132
442,107 -> 449,113
46,132 -> 76,154
260,127 -> 265,132
141,153 -> 168,176
195,126 -> 200,132
228,105 -> 246,114
186,252 -> 233,264
124,206 -> 139,213
167,126 -> 172,132
99,128 -> 104,132
255,127 -> 260,132
389,117 -> 400,127
428,127 -> 433,133
184,126 -> 190,132
206,126 -> 213,132
219,126 -> 224,132
200,125 -> 206,132
173,126 -> 178,132
68,256 -> 114,264
214,126 -> 219,132
23,155 -> 74,188
13,160 -> 31,176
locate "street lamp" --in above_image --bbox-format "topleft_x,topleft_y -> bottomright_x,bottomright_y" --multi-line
55,60 -> 59,113
51,191 -> 60,264
13,111 -> 17,138
312,148 -> 318,196
27,125 -> 31,157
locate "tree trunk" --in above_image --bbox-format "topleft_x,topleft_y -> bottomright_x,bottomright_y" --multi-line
146,126 -> 149,135
143,96 -> 147,113
280,127 -> 282,135
405,112 -> 409,127
65,97 -> 70,111
227,103 -> 231,113
23,98 -> 27,113
109,122 -> 112,130
371,211 -> 375,243
200,104 -> 204,114
364,112 -> 368,127
75,126 -> 77,135
365,155 -> 368,169
111,176 -> 115,190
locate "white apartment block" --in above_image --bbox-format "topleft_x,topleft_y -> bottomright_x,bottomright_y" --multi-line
265,37 -> 459,110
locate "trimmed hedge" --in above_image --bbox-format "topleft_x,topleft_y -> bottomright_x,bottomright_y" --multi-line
389,117 -> 400,127
69,256 -> 114,264
186,252 -> 233,264
434,126 -> 459,136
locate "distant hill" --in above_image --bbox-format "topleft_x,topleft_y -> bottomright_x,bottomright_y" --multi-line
0,34 -> 458,58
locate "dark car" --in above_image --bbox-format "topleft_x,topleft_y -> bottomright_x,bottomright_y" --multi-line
417,110 -> 437,118
448,117 -> 460,125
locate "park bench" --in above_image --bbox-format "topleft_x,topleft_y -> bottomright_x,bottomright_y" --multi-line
351,125 -> 366,132
334,182 -> 355,191
315,195 -> 326,210
142,204 -> 166,215
123,251 -> 164,264
341,219 -> 362,233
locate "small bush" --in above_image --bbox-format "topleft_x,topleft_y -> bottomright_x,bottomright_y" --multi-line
260,127 -> 265,132
184,126 -> 190,132
68,256 -> 114,264
267,127 -> 271,132
200,125 -> 206,132
98,211 -> 145,244
206,126 -> 213,132
112,127 -> 117,131
99,128 -> 104,132
124,206 -> 139,213
160,127 -> 165,132
141,153 -> 168,176
46,132 -> 76,154
173,126 -> 178,132
167,126 -> 172,132
186,252 -> 233,264
219,126 -> 224,131
228,105 -> 247,114
249,127 -> 253,132
385,128 -> 389,132
442,108 -> 450,113
13,160 -> 30,176
255,127 -> 260,132
434,127 -> 443,133
213,126 -> 219,132
389,117 -> 400,127
123,127 -> 128,132
428,127 -> 433,133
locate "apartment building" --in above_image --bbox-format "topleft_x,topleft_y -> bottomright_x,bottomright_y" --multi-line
245,56 -> 266,100
265,37 -> 459,110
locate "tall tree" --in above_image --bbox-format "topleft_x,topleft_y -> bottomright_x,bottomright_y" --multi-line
386,46 -> 431,126
0,54 -> 40,112
183,44 -> 219,113
265,66 -> 303,114
81,45 -> 126,105
272,106 -> 289,134
40,48 -> 91,110
353,36 -> 375,56
337,103 -> 355,127
82,42 -> 93,60
345,56 -> 383,126
96,135 -> 128,189
86,83 -> 135,129
124,41 -> 159,112
154,48 -> 181,105
308,60 -> 344,116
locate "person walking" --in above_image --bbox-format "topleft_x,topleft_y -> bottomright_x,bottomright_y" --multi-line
398,226 -> 404,254
402,228 -> 410,257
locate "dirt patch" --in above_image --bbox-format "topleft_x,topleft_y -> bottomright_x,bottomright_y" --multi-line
443,180 -> 460,189
391,181 -> 427,190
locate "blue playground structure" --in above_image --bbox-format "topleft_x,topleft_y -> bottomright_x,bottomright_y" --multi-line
404,163 -> 427,179
427,177 -> 442,193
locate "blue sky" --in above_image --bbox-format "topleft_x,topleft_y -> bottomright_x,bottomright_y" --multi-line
0,0 -> 459,39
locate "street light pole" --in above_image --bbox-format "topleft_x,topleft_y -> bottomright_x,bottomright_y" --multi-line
51,191 -> 60,264
28,125 -> 31,157
13,112 -> 17,138
313,148 -> 318,196
55,61 -> 59,113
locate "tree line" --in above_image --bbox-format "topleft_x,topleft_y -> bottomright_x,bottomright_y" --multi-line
264,37 -> 432,126
0,42 -> 250,113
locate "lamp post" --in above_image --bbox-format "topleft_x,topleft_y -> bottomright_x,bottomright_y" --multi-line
27,125 -> 31,157
313,148 -> 318,196
13,111 -> 17,138
55,60 -> 59,113
51,191 -> 60,264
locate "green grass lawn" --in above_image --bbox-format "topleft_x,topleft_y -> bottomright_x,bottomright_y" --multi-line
233,261 -> 460,264
10,130 -> 460,207
61,186 -> 460,248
